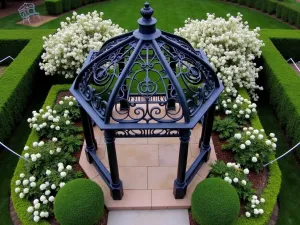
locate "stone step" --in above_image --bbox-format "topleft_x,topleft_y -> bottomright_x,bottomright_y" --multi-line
107,209 -> 190,225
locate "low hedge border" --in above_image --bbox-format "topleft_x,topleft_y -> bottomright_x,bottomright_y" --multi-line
260,29 -> 300,149
11,84 -> 71,225
45,0 -> 63,15
0,30 -> 54,143
232,89 -> 281,225
220,0 -> 300,28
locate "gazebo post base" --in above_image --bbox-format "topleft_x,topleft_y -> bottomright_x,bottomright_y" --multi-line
110,181 -> 124,200
173,180 -> 187,199
85,147 -> 94,164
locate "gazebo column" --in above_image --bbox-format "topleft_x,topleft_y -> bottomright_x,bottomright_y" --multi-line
79,106 -> 97,164
104,130 -> 124,200
173,129 -> 190,199
199,103 -> 216,162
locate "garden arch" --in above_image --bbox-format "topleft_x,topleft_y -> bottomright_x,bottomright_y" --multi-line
70,2 -> 224,200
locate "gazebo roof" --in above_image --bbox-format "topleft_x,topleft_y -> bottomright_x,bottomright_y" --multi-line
70,2 -> 223,131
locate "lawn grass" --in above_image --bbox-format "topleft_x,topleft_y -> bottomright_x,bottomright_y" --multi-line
0,86 -> 50,225
0,0 -> 292,30
257,90 -> 300,225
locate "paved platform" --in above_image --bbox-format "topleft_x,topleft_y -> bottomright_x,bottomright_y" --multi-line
16,15 -> 57,27
107,209 -> 190,225
79,123 -> 216,209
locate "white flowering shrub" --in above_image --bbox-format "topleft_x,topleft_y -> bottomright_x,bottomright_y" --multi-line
210,160 -> 254,201
216,93 -> 257,125
16,141 -> 82,223
174,13 -> 264,100
39,11 -> 126,79
27,96 -> 80,138
245,195 -> 266,218
223,127 -> 277,172
213,116 -> 239,140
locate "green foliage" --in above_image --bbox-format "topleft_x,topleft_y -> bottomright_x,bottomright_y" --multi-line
71,0 -> 82,9
53,96 -> 81,121
210,160 -> 255,201
276,3 -> 283,18
246,0 -> 255,8
281,5 -> 289,22
254,0 -> 263,10
0,30 -> 54,143
261,0 -> 268,12
267,0 -> 277,14
192,178 -> 240,225
45,0 -> 63,15
62,0 -> 71,12
60,135 -> 83,153
54,179 -> 104,225
297,13 -> 300,28
213,116 -> 239,140
238,0 -> 246,5
287,7 -> 299,25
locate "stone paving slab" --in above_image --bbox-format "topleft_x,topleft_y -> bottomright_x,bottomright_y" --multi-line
107,209 -> 190,225
80,123 -> 215,209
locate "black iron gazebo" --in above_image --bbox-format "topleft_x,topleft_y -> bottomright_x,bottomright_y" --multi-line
70,2 -> 223,200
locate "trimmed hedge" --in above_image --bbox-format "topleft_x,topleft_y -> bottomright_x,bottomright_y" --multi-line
0,30 -> 54,143
45,0 -> 63,15
276,3 -> 284,18
192,178 -> 240,225
287,7 -> 299,25
54,179 -> 104,225
71,0 -> 82,9
297,13 -> 300,28
254,0 -> 263,10
246,0 -> 255,8
11,84 -> 72,225
267,0 -> 277,15
259,30 -> 300,156
62,0 -> 71,12
262,0 -> 268,13
238,0 -> 246,5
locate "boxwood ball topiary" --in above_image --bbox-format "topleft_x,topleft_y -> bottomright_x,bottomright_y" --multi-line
191,178 -> 240,225
54,178 -> 104,225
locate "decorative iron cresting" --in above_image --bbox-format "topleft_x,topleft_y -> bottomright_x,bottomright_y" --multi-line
71,2 -> 224,200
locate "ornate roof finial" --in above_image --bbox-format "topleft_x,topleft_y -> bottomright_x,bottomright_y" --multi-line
140,2 -> 154,20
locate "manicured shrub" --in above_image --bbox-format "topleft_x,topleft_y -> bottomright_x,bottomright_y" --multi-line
276,3 -> 283,18
231,0 -> 238,3
262,0 -> 268,12
246,0 -> 255,8
54,179 -> 104,225
254,0 -> 263,10
238,0 -> 246,5
296,13 -> 300,28
45,0 -> 63,15
62,0 -> 71,11
191,178 -> 240,225
267,0 -> 277,14
288,7 -> 299,25
71,0 -> 82,9
281,5 -> 289,22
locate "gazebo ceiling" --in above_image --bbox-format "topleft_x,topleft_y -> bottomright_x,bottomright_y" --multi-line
70,2 -> 223,130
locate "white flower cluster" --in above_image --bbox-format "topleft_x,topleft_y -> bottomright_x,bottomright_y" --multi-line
224,162 -> 248,186
40,11 -> 126,79
15,174 -> 37,199
23,142 -> 44,161
27,102 -> 73,132
218,94 -> 257,117
57,162 -> 72,178
245,195 -> 265,218
174,13 -> 264,100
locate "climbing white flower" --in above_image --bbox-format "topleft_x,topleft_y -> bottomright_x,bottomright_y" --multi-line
24,146 -> 29,150
59,182 -> 65,188
60,171 -> 67,178
33,215 -> 40,222
49,196 -> 55,202
15,180 -> 21,185
51,184 -> 56,190
245,211 -> 251,217
245,140 -> 251,146
234,133 -> 242,139
45,190 -> 51,196
233,178 -> 239,183
265,140 -> 271,145
240,144 -> 246,149
20,173 -> 25,178
52,137 -> 58,142
32,142 -> 38,147
260,198 -> 265,203
46,170 -> 51,176
241,180 -> 247,185
15,188 -> 21,193
40,184 -> 46,191
66,165 -> 72,170
258,134 -> 264,139
19,193 -> 24,198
